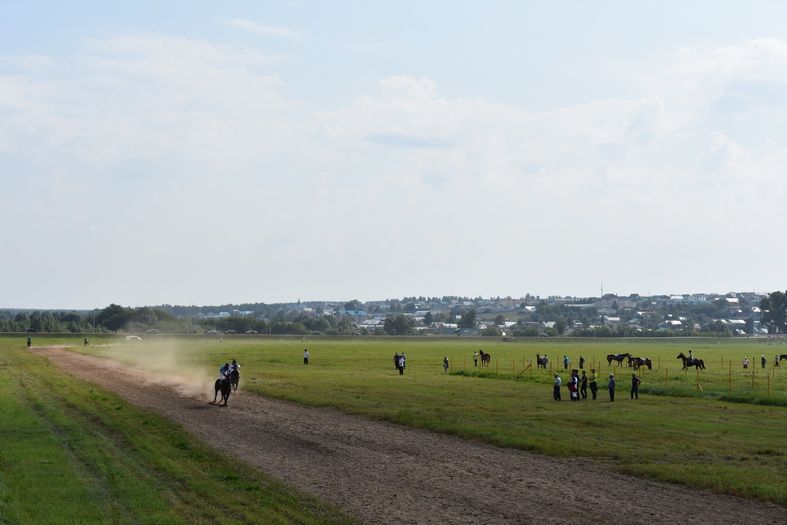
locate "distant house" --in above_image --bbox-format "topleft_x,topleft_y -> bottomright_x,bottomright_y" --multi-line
603,316 -> 621,326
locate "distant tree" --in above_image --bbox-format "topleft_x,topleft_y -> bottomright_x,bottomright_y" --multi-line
494,314 -> 505,325
96,304 -> 132,331
344,300 -> 361,311
404,302 -> 416,313
384,314 -> 412,335
423,311 -> 433,325
761,291 -> 787,334
481,325 -> 501,336
555,318 -> 567,335
458,309 -> 477,328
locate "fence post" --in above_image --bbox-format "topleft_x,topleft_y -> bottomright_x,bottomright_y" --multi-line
728,362 -> 732,392
767,374 -> 771,396
721,355 -> 724,369
496,358 -> 499,374
752,369 -> 755,388
512,359 -> 515,380
664,368 -> 668,386
696,370 -> 700,392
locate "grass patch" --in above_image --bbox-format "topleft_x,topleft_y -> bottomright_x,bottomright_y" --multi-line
0,340 -> 356,524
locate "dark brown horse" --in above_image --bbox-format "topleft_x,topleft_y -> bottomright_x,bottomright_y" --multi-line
677,352 -> 705,370
536,354 -> 549,369
230,369 -> 240,392
479,350 -> 491,366
607,353 -> 630,366
212,377 -> 232,406
628,356 -> 653,370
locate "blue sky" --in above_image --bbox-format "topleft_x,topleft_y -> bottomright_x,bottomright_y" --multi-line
2,1 -> 787,308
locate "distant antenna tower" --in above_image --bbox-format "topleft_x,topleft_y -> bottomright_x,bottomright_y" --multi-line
600,281 -> 604,297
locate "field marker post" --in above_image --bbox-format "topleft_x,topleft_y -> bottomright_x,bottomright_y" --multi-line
664,368 -> 668,386
751,369 -> 755,388
728,363 -> 732,392
767,374 -> 771,396
696,370 -> 700,392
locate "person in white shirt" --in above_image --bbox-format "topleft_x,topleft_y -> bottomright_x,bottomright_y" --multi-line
303,349 -> 310,365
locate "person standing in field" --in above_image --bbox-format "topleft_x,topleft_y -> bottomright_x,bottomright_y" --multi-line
580,370 -> 588,400
761,354 -> 767,369
397,354 -> 404,375
631,373 -> 641,400
443,356 -> 449,374
303,348 -> 310,365
579,355 -> 585,369
563,355 -> 570,370
474,351 -> 479,367
83,337 -> 89,346
393,353 -> 400,370
553,373 -> 562,401
402,353 -> 407,371
568,370 -> 580,401
589,369 -> 598,400
742,356 -> 749,369
26,335 -> 31,349
608,374 -> 616,402
776,355 -> 781,368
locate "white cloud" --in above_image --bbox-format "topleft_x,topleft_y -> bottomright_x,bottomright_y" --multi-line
1,35 -> 786,307
225,18 -> 304,40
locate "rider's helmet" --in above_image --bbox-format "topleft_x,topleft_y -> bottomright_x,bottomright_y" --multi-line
224,362 -> 229,367
232,359 -> 237,364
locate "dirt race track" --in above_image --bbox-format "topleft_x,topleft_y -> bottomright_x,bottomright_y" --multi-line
37,347 -> 785,524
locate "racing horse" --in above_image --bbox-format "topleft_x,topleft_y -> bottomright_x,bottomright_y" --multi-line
536,354 -> 549,369
230,368 -> 240,392
606,353 -> 630,366
677,352 -> 705,370
479,349 -> 491,367
628,356 -> 653,370
212,377 -> 232,406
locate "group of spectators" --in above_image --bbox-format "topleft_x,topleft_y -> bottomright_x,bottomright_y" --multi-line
553,369 -> 640,402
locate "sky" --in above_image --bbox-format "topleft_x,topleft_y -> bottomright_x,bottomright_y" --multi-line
2,1 -> 787,309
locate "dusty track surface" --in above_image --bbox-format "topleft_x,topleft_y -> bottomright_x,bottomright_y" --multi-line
36,347 -> 784,524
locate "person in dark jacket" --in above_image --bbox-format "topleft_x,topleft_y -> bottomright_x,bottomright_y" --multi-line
631,373 -> 641,399
608,374 -> 616,402
580,370 -> 588,400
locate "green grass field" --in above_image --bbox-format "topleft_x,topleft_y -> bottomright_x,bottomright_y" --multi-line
6,334 -> 787,511
0,337 -> 356,525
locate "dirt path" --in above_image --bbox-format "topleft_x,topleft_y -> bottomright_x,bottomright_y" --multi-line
36,347 -> 784,524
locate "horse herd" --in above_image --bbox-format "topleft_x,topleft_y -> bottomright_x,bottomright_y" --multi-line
535,352 -> 706,371
212,369 -> 240,406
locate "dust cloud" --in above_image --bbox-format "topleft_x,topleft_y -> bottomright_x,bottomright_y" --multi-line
96,340 -> 217,401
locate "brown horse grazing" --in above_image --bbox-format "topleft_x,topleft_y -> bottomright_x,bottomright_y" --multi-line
536,354 -> 549,369
607,353 -> 631,366
479,350 -> 491,366
212,377 -> 232,406
628,356 -> 653,370
677,352 -> 705,370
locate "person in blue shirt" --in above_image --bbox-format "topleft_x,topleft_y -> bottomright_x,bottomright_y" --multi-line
218,362 -> 230,379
